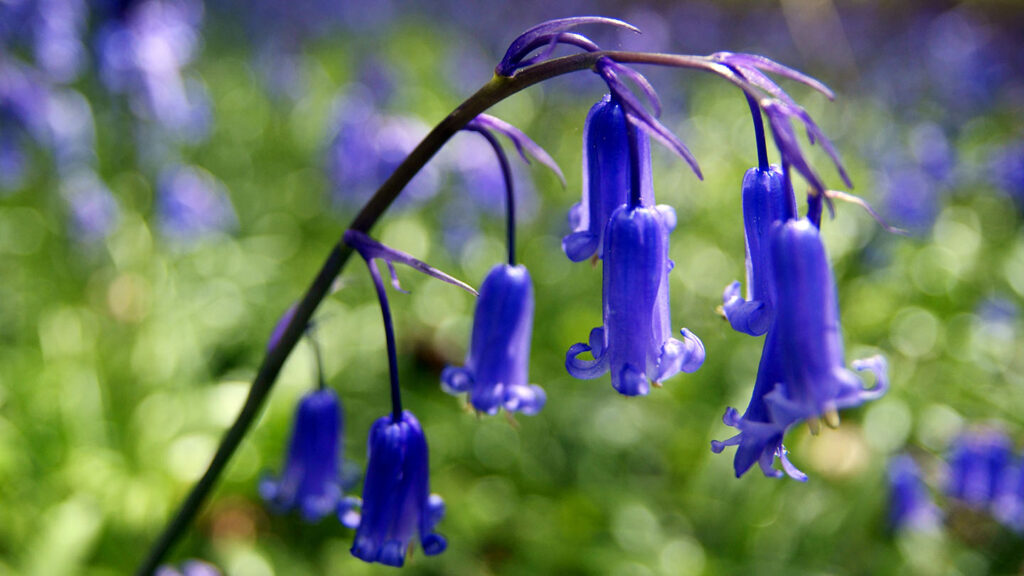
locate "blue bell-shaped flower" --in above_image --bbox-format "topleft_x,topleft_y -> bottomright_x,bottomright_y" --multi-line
441,263 -> 545,415
721,164 -> 796,336
566,203 -> 704,396
762,218 -> 887,428
562,94 -> 654,262
260,388 -> 358,523
888,454 -> 941,532
946,429 -> 1013,509
350,410 -> 446,567
713,218 -> 886,480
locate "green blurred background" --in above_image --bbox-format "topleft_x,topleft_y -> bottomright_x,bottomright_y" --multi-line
1,0 -> 1023,574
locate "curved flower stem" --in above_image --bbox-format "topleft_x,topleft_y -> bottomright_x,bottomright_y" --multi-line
309,331 -> 326,391
745,93 -> 769,172
363,259 -> 404,422
468,127 -> 517,265
134,48 -> 813,575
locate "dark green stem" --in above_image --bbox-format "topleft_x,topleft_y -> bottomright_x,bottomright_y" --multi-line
134,48 -> 769,575
469,127 -> 517,266
363,259 -> 404,422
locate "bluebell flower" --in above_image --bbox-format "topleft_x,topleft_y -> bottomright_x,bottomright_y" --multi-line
95,0 -> 210,139
566,202 -> 704,396
713,218 -> 887,479
351,410 -> 446,567
888,454 -> 940,533
0,131 -> 26,192
710,328 -> 804,480
260,388 -> 359,524
157,165 -> 236,241
155,559 -> 221,576
63,170 -> 120,242
946,429 -> 1012,509
0,0 -> 88,83
995,457 -> 1024,532
989,140 -> 1024,209
563,95 -> 643,262
721,164 -> 796,336
0,59 -> 53,148
760,218 -> 887,429
441,264 -> 545,415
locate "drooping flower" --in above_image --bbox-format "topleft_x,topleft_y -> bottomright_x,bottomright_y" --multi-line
888,454 -> 941,533
566,202 -> 703,396
437,113 -> 561,414
441,264 -> 545,415
155,559 -> 221,576
259,388 -> 360,524
563,94 -> 639,262
761,218 -> 888,428
945,428 -> 1013,509
721,164 -> 796,336
712,218 -> 886,479
350,410 -> 446,567
710,328 -> 804,480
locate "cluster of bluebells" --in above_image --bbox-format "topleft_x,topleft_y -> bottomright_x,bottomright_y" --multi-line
946,429 -> 1024,532
252,16 -> 897,569
0,4 -> 119,240
95,0 -> 210,140
887,429 -> 1024,536
0,0 -> 234,248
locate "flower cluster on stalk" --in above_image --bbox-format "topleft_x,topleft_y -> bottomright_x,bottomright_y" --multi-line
247,15 -> 896,569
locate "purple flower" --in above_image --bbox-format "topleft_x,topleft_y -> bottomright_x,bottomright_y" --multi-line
990,140 -> 1024,208
711,328 -> 804,480
721,164 -> 796,336
763,219 -> 887,427
351,410 -> 446,567
946,429 -> 1013,509
495,17 -> 638,77
155,559 -> 221,576
260,388 -> 359,524
157,165 -> 235,241
0,0 -> 88,83
563,95 -> 638,262
0,131 -> 26,192
888,454 -> 940,533
995,457 -> 1024,532
441,264 -> 545,415
566,202 -> 704,396
325,88 -> 439,211
712,218 -> 886,480
63,170 -> 120,241
95,0 -> 209,139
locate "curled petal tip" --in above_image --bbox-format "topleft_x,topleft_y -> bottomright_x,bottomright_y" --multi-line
344,229 -> 477,296
824,189 -> 908,235
470,114 -> 566,186
497,16 -> 639,76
